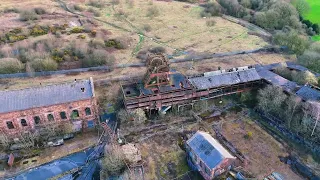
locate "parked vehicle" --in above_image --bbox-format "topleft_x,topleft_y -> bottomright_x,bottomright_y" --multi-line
47,139 -> 64,147
63,133 -> 74,140
9,143 -> 33,151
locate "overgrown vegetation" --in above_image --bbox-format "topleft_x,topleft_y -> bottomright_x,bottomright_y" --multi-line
19,10 -> 38,21
273,64 -> 318,85
298,43 -> 320,73
257,85 -> 320,143
273,30 -> 309,55
0,58 -> 24,74
31,57 -> 58,72
81,50 -> 115,68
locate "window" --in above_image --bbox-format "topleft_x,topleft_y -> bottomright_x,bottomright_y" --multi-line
34,116 -> 40,125
200,161 -> 204,168
71,110 -> 79,119
21,119 -> 28,127
47,114 -> 54,121
60,112 -> 67,119
85,108 -> 92,116
205,167 -> 211,176
6,121 -> 14,129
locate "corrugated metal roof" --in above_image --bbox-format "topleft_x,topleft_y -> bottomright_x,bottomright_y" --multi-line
188,68 -> 261,90
0,80 -> 94,114
257,69 -> 298,93
187,131 -> 235,169
296,85 -> 320,101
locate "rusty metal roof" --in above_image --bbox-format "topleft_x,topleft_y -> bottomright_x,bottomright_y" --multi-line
296,85 -> 320,101
0,79 -> 94,114
188,68 -> 261,90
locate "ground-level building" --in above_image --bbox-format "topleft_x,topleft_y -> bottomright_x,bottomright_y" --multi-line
186,131 -> 236,180
0,78 -> 98,137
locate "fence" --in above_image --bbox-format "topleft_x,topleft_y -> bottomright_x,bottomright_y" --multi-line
0,47 -> 278,79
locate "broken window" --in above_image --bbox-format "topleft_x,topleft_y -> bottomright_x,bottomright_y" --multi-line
21,119 -> 28,127
71,110 -> 79,119
85,107 -> 92,116
60,112 -> 67,119
34,116 -> 40,125
47,114 -> 54,121
6,121 -> 14,129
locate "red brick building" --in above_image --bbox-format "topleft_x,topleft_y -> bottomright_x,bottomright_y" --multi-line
0,78 -> 98,136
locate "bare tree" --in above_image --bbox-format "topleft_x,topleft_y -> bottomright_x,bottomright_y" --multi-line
285,95 -> 301,128
308,101 -> 320,136
60,122 -> 74,134
117,109 -> 132,124
0,131 -> 10,149
101,145 -> 126,177
131,108 -> 147,125
18,130 -> 40,149
258,85 -> 287,115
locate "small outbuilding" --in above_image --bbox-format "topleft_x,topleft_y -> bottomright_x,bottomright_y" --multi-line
186,131 -> 236,180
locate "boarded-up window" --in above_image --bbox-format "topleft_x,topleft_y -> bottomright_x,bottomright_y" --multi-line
71,110 -> 79,119
85,107 -> 92,116
6,121 -> 14,129
34,116 -> 40,125
21,119 -> 28,126
60,112 -> 67,119
47,114 -> 54,121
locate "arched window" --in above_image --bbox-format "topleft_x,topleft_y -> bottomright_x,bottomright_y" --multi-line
34,116 -> 41,125
85,107 -> 92,116
21,119 -> 28,126
60,112 -> 67,119
47,114 -> 54,121
6,121 -> 14,129
71,110 -> 79,119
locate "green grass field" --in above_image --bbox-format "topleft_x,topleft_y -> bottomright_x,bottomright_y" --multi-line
305,0 -> 320,41
305,0 -> 320,24
312,35 -> 320,41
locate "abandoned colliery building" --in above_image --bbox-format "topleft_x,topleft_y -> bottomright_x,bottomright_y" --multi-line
121,53 -> 262,111
0,78 -> 97,136
186,131 -> 236,180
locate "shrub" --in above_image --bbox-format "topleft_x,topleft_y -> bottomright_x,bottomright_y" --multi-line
78,34 -> 86,39
201,2 -> 222,17
143,24 -> 152,32
6,34 -> 27,43
74,4 -> 85,11
34,8 -> 46,15
146,6 -> 160,18
253,1 -> 301,30
9,28 -> 22,34
81,50 -> 115,67
149,46 -> 166,54
0,58 -> 24,74
111,0 -> 120,5
3,8 -> 20,13
87,0 -> 104,8
244,131 -> 253,139
30,25 -> 49,36
20,10 -> 38,21
89,39 -> 105,49
70,27 -> 84,33
217,0 -> 247,18
31,57 -> 58,72
206,19 -> 216,27
273,30 -> 309,55
105,39 -> 123,49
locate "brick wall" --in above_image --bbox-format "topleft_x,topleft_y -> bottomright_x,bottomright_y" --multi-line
0,98 -> 98,136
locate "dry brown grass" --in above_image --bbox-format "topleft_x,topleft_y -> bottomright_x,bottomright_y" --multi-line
220,112 -> 302,179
